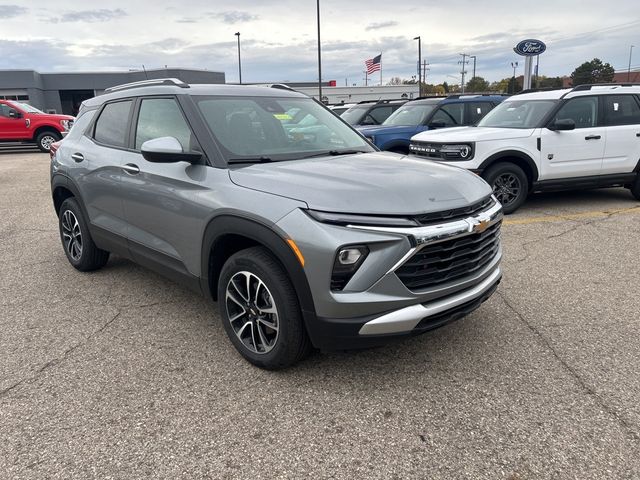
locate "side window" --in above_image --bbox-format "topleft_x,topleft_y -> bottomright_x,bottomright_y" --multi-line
135,98 -> 194,150
430,103 -> 464,127
553,97 -> 598,129
602,95 -> 640,126
66,110 -> 96,141
466,102 -> 494,125
93,100 -> 132,147
369,106 -> 393,124
0,104 -> 11,117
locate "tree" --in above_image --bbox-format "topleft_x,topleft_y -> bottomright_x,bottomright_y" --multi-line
465,76 -> 489,92
442,81 -> 449,93
570,58 -> 615,86
537,76 -> 564,89
489,78 -> 511,93
387,76 -> 403,85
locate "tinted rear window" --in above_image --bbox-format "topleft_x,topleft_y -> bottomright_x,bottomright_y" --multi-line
94,100 -> 132,147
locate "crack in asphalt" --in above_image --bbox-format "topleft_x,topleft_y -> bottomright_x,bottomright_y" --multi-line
496,290 -> 640,442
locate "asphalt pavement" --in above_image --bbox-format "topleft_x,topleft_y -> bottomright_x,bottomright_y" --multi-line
1,151 -> 639,479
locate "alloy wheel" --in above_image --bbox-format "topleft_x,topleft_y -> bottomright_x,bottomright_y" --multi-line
61,210 -> 83,261
492,173 -> 521,207
40,135 -> 56,150
225,271 -> 279,354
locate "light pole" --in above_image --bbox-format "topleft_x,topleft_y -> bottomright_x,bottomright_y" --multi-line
234,32 -> 242,84
413,36 -> 421,96
511,61 -> 518,93
459,53 -> 469,93
316,0 -> 322,102
628,45 -> 635,82
470,55 -> 477,79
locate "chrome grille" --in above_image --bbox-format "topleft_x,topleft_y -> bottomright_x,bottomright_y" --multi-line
395,221 -> 501,291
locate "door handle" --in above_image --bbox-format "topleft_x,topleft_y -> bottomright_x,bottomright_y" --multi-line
122,163 -> 140,175
71,153 -> 84,163
584,135 -> 601,140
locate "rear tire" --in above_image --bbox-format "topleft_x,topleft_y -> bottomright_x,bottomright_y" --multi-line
58,198 -> 109,271
217,246 -> 311,369
483,163 -> 529,214
630,174 -> 640,201
36,130 -> 61,152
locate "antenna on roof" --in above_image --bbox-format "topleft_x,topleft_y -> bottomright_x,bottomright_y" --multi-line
142,65 -> 149,80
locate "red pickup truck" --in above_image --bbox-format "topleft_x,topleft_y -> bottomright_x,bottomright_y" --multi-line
0,100 -> 74,152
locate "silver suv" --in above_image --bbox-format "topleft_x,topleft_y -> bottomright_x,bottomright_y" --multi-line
50,78 -> 503,369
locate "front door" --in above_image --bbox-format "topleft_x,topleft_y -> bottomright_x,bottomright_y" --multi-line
119,96 -> 210,279
540,96 -> 605,179
0,102 -> 27,139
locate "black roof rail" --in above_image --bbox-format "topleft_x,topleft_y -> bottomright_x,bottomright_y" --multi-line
269,83 -> 295,91
446,92 -> 510,99
514,87 -> 562,95
105,78 -> 189,93
570,82 -> 640,92
355,98 -> 408,104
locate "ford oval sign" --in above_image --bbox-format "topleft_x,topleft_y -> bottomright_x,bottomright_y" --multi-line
514,39 -> 546,56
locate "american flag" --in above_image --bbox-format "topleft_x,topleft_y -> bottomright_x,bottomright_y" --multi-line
365,54 -> 382,74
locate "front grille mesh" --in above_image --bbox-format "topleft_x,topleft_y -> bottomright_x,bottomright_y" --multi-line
396,221 -> 501,291
413,196 -> 494,226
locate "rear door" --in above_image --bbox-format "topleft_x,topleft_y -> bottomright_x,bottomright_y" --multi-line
600,94 -> 640,175
540,96 -> 605,179
76,99 -> 132,253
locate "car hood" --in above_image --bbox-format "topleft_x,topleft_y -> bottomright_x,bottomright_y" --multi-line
29,113 -> 74,121
412,126 -> 534,143
357,125 -> 419,137
228,152 -> 491,215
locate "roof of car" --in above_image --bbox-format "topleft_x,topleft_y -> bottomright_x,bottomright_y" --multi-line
83,82 -> 307,108
508,84 -> 640,102
407,94 -> 507,105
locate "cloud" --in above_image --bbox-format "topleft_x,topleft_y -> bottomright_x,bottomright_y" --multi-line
365,21 -> 398,31
0,4 -> 27,18
52,8 -> 127,23
210,10 -> 258,24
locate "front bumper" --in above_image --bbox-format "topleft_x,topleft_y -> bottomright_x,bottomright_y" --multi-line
307,265 -> 501,350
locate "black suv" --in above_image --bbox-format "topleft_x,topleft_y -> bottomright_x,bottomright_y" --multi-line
341,99 -> 407,127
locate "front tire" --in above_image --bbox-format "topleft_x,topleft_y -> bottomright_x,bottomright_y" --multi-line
58,198 -> 109,271
483,163 -> 529,214
217,246 -> 311,369
36,131 -> 61,152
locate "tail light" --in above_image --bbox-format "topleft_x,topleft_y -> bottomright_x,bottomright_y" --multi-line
49,141 -> 61,160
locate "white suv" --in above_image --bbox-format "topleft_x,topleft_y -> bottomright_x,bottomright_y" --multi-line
409,84 -> 640,213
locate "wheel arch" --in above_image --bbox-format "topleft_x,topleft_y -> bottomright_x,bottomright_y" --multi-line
201,215 -> 317,328
478,150 -> 539,186
33,125 -> 62,141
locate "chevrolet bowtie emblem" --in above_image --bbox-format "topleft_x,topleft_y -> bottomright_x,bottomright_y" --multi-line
472,219 -> 490,234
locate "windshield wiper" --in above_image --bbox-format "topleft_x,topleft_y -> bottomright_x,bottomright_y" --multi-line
301,149 -> 368,159
227,156 -> 274,164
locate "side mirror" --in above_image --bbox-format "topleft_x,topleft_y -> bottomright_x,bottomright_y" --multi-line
140,136 -> 202,164
8,109 -> 22,119
550,118 -> 575,131
428,121 -> 446,129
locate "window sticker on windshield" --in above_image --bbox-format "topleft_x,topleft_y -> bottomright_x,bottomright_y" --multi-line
274,113 -> 292,120
476,107 -> 482,114
613,103 -> 619,112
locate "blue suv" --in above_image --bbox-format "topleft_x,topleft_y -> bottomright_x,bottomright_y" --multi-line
357,94 -> 507,154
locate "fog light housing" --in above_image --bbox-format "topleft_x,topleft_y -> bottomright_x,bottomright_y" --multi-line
331,245 -> 369,291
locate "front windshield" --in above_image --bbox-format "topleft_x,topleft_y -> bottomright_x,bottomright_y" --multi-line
383,104 -> 436,126
340,106 -> 368,125
8,101 -> 44,114
478,100 -> 557,129
196,96 -> 374,161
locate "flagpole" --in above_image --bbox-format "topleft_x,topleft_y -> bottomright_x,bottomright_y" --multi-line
380,53 -> 382,86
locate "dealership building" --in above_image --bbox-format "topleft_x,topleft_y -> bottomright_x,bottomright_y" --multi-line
0,68 -> 225,115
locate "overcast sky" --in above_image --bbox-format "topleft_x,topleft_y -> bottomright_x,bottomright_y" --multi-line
0,0 -> 638,86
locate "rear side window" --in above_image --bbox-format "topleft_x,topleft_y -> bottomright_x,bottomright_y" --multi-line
94,100 -> 132,147
602,95 -> 640,126
0,104 -> 12,117
66,110 -> 96,141
466,102 -> 494,125
135,98 -> 194,150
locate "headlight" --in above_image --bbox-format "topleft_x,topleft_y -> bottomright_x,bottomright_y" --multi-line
60,119 -> 71,131
439,143 -> 474,160
331,245 -> 369,291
